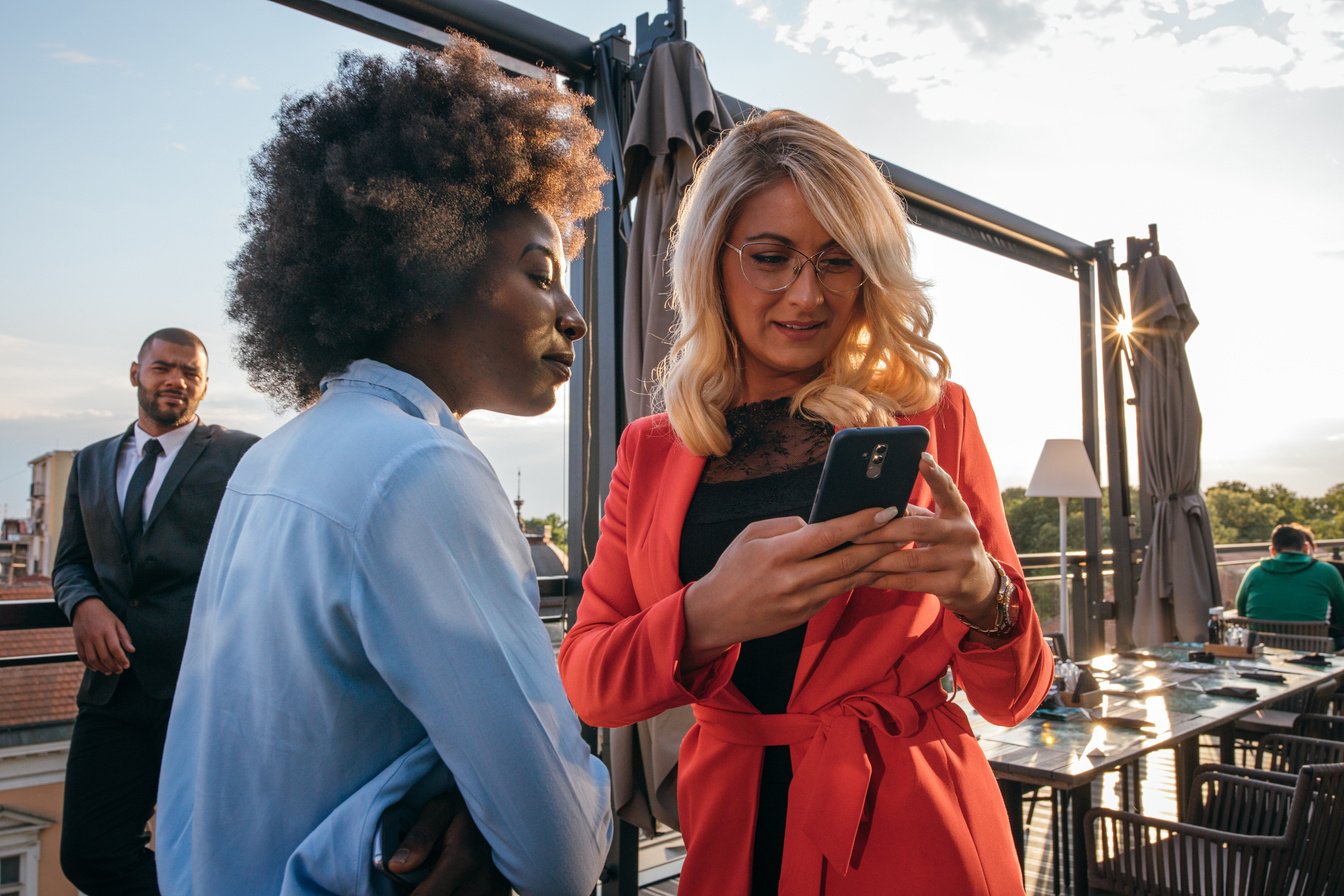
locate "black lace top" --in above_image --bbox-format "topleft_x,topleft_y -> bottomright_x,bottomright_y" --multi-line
679,398 -> 834,709
677,397 -> 834,895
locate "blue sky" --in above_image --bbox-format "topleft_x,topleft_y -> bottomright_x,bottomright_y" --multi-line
2,0 -> 1342,520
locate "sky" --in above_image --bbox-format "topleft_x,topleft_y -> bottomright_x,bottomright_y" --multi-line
2,0 -> 1342,522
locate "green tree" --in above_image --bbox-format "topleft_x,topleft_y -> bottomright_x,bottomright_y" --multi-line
1001,487 -> 1086,555
524,513 -> 567,552
1204,485 -> 1283,544
1304,483 -> 1344,540
1249,483 -> 1307,526
1200,480 -> 1344,544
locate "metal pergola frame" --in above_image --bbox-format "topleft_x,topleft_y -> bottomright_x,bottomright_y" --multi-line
269,0 -> 1140,886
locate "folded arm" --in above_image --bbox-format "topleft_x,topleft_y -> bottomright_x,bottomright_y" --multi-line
355,440 -> 611,896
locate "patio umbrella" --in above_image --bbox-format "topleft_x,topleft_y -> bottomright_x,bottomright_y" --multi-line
611,39 -> 732,835
621,40 -> 733,422
1129,254 -> 1221,646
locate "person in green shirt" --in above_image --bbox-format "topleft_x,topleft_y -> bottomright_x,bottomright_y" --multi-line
1236,523 -> 1344,648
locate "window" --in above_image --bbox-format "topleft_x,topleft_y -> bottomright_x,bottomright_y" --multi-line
0,807 -> 49,896
0,855 -> 20,896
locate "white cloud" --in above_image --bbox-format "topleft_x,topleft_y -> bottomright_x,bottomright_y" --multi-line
1270,1 -> 1344,92
213,73 -> 261,91
0,408 -> 115,422
765,0 -> 1343,124
1187,0 -> 1236,21
40,43 -> 101,65
0,334 -> 124,419
732,0 -> 773,23
167,142 -> 187,152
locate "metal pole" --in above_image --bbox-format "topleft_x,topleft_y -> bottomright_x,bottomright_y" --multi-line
1077,261 -> 1105,657
1059,497 -> 1071,656
1094,241 -> 1137,649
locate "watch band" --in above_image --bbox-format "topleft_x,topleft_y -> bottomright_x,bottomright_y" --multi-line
955,554 -> 1018,637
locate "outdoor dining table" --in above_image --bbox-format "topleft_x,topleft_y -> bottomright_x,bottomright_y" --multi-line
956,643 -> 1343,895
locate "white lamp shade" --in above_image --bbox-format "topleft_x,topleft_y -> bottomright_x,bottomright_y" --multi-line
1026,439 -> 1102,499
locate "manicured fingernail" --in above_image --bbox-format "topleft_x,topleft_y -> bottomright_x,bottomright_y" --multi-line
921,452 -> 934,465
874,506 -> 901,524
392,848 -> 410,865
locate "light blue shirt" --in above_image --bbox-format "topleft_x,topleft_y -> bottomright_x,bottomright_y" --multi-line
158,360 -> 611,896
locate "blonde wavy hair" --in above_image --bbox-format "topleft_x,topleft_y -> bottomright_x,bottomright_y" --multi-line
657,109 -> 949,457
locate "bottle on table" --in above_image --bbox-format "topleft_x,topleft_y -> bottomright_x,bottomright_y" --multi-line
1207,607 -> 1223,645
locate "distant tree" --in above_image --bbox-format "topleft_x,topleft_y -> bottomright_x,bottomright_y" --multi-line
1249,483 -> 1308,526
1001,486 -> 1101,555
1303,483 -> 1344,540
1201,481 -> 1344,544
1204,484 -> 1284,544
524,513 -> 567,552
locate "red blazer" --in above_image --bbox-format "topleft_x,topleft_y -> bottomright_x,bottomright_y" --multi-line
559,383 -> 1053,895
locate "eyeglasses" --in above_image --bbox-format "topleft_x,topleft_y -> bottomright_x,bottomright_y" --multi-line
723,241 -> 867,296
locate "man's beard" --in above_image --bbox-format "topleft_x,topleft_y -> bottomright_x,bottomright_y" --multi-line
138,385 -> 199,428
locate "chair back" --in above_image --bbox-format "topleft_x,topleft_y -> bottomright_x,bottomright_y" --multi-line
1254,734 -> 1344,773
1272,763 -> 1344,895
1191,767 -> 1297,836
1294,714 -> 1344,742
1224,615 -> 1332,652
1258,632 -> 1337,652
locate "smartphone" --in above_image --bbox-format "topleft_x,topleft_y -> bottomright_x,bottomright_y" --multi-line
808,425 -> 929,524
372,799 -> 431,890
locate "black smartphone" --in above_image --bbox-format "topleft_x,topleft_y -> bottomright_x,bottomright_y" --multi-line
808,425 -> 929,524
372,799 -> 431,890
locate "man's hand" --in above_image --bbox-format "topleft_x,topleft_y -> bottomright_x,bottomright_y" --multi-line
71,598 -> 134,675
389,790 -> 509,896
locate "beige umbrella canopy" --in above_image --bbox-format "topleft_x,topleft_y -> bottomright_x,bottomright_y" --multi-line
611,39 -> 732,835
1129,255 -> 1221,645
621,40 -> 733,423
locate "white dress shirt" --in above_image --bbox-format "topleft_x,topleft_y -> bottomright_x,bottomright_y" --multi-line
115,418 -> 198,523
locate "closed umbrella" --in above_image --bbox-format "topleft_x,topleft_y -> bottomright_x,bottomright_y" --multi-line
610,39 -> 732,835
621,40 -> 733,422
1129,255 -> 1221,645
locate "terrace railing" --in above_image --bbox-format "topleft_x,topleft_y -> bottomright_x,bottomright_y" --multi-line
5,537 -> 1340,664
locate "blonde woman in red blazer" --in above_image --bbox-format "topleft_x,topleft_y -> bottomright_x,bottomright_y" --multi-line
559,110 -> 1053,896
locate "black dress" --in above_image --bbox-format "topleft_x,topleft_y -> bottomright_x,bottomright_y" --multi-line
677,398 -> 834,896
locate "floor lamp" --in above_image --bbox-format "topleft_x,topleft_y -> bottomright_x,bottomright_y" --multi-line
1027,439 -> 1102,656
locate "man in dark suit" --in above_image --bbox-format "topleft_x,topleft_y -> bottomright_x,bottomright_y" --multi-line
53,328 -> 258,895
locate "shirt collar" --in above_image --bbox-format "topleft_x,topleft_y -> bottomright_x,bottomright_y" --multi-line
132,417 -> 198,456
320,359 -> 461,433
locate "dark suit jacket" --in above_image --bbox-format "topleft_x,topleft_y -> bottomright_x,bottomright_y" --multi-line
53,420 -> 259,705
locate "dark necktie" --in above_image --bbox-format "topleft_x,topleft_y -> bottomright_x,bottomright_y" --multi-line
123,439 -> 164,553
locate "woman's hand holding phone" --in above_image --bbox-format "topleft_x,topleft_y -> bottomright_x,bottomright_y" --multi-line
854,453 -> 1000,626
679,505 -> 903,671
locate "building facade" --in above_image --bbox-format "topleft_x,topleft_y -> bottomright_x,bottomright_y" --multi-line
26,453 -> 75,580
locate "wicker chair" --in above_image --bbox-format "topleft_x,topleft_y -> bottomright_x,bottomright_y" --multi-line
1086,762 -> 1344,895
1222,615 -> 1333,653
1294,714 -> 1344,741
1250,734 -> 1344,772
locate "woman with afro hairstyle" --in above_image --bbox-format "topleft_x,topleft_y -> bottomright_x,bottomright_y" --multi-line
158,37 -> 612,896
